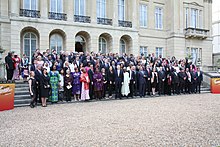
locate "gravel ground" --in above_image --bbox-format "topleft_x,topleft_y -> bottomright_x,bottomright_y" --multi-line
1,93 -> 220,147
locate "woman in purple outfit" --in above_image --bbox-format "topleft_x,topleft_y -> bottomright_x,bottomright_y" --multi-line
72,67 -> 81,101
93,68 -> 103,100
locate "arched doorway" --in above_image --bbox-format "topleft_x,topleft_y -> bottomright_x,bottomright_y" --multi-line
75,31 -> 91,53
98,33 -> 113,53
119,35 -> 133,55
75,35 -> 85,52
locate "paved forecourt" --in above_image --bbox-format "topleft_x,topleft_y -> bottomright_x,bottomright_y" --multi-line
0,93 -> 220,146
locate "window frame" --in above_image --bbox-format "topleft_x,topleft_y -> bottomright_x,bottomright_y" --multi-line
23,32 -> 37,63
140,46 -> 148,57
99,37 -> 107,53
97,0 -> 106,18
155,47 -> 163,58
118,0 -> 125,21
119,39 -> 126,55
74,0 -> 86,16
50,34 -> 64,54
50,0 -> 63,13
155,7 -> 163,29
23,0 -> 38,10
140,4 -> 147,27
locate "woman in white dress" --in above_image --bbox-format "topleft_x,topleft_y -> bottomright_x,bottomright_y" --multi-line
121,67 -> 130,97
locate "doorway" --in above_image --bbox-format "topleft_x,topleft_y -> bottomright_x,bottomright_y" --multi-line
75,42 -> 83,52
75,35 -> 85,53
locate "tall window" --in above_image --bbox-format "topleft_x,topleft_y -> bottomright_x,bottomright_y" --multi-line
156,47 -> 163,58
119,39 -> 126,55
50,0 -> 63,13
75,0 -> 85,15
140,4 -> 147,27
50,34 -> 63,53
23,0 -> 38,10
191,48 -> 198,64
185,7 -> 188,28
99,37 -> 107,53
191,8 -> 198,28
97,0 -> 106,18
140,46 -> 148,57
118,0 -> 125,20
155,7 -> 163,29
23,33 -> 37,62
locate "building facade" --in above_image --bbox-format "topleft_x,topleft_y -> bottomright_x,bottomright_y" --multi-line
212,0 -> 220,54
0,0 -> 213,67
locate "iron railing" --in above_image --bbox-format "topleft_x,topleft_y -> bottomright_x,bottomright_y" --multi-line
118,20 -> 132,28
48,12 -> 67,21
97,18 -> 112,25
20,9 -> 40,18
74,15 -> 91,23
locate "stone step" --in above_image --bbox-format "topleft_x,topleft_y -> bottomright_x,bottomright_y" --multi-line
14,91 -> 30,96
14,94 -> 31,100
14,99 -> 31,106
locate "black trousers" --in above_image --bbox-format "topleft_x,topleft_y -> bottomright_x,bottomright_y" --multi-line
89,84 -> 94,99
197,82 -> 201,93
146,80 -> 151,95
6,69 -> 14,81
139,83 -> 146,97
115,82 -> 122,99
129,81 -> 134,97
108,83 -> 114,96
158,81 -> 165,95
36,83 -> 41,103
102,83 -> 107,98
65,88 -> 72,102
172,83 -> 180,94
185,81 -> 191,94
180,81 -> 186,93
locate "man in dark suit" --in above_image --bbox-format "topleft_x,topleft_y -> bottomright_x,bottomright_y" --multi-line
114,65 -> 124,99
34,64 -> 42,104
88,64 -> 94,99
178,68 -> 187,94
138,66 -> 147,98
196,67 -> 203,93
158,67 -> 166,95
190,69 -> 197,93
129,66 -> 137,98
145,65 -> 152,95
171,69 -> 180,94
5,52 -> 15,81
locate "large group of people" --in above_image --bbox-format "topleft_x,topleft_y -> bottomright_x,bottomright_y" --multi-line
4,49 -> 203,108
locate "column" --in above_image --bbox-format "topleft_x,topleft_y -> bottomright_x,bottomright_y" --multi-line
131,0 -> 138,28
10,0 -> 19,17
66,0 -> 73,21
40,0 -> 48,19
90,0 -> 97,24
113,0 -> 118,27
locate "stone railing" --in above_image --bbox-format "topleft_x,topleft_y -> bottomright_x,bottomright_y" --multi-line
74,15 -> 91,23
97,18 -> 112,25
185,27 -> 209,39
48,12 -> 67,21
118,20 -> 132,28
20,9 -> 40,18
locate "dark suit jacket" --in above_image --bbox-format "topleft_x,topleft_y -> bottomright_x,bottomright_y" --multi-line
34,70 -> 42,82
158,70 -> 166,81
88,69 -> 94,83
196,71 -> 203,83
114,69 -> 124,83
138,71 -> 146,84
5,55 -> 14,70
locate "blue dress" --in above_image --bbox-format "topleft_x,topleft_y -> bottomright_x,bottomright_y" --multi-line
72,72 -> 81,95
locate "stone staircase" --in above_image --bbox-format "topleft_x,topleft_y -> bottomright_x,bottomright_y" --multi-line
14,81 -> 31,107
13,80 -> 211,107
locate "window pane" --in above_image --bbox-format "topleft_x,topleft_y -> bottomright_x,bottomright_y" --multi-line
50,0 -> 56,12
57,0 -> 63,13
31,0 -> 37,10
24,0 -> 30,9
50,34 -> 63,53
80,0 -> 85,15
24,33 -> 37,62
75,0 -> 79,15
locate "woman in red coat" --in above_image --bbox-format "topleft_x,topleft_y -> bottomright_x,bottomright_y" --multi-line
80,67 -> 90,101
